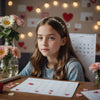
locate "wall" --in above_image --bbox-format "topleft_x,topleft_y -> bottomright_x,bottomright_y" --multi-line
5,0 -> 100,53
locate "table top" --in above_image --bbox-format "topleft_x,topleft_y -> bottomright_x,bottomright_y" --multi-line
0,76 -> 100,100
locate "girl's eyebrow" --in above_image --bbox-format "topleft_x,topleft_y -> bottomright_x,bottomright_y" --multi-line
38,33 -> 55,36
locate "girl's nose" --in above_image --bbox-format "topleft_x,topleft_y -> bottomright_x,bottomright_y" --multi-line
42,38 -> 48,46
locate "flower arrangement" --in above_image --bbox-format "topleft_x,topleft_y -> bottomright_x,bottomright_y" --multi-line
0,46 -> 21,60
0,14 -> 24,78
0,45 -> 21,77
89,63 -> 100,87
0,14 -> 24,45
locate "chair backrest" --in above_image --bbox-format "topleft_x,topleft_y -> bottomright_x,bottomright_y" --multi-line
69,33 -> 96,82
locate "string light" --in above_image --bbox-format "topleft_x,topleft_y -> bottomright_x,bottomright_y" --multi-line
97,21 -> 100,26
27,32 -> 33,37
72,1 -> 79,8
8,0 -> 13,6
35,8 -> 42,13
44,3 -> 50,8
93,25 -> 99,30
20,33 -> 25,39
96,5 -> 100,11
53,0 -> 59,6
62,2 -> 69,9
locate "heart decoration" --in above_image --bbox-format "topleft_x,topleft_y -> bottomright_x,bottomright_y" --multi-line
18,42 -> 24,48
90,0 -> 96,4
63,13 -> 73,22
23,46 -> 27,49
98,34 -> 100,38
74,28 -> 78,31
27,6 -> 33,12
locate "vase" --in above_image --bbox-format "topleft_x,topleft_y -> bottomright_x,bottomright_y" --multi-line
0,58 -> 19,78
0,38 -> 19,78
94,73 -> 100,87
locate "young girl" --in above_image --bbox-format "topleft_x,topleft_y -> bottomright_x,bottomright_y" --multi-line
19,17 -> 85,81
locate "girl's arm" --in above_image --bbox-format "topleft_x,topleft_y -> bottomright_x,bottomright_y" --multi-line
66,61 -> 85,81
19,61 -> 33,76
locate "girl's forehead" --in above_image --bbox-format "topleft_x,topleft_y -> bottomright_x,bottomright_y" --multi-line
37,24 -> 59,36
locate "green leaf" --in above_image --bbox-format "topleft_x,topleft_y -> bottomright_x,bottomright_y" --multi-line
0,32 -> 4,38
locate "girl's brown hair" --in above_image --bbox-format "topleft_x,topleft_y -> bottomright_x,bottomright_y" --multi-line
31,17 -> 81,80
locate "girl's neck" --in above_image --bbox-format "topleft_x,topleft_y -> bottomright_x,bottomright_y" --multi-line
47,57 -> 57,69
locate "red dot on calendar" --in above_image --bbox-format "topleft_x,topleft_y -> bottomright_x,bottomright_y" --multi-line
16,89 -> 19,91
49,90 -> 53,92
28,83 -> 34,85
35,90 -> 39,92
65,94 -> 69,96
48,92 -> 52,94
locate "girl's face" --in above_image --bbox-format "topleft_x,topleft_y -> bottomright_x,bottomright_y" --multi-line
37,24 -> 65,58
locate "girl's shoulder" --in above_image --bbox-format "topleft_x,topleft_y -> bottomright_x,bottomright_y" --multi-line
66,57 -> 78,67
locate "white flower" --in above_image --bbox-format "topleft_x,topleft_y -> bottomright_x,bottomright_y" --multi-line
0,16 -> 15,28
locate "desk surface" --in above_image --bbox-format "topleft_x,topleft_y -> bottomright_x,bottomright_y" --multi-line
0,77 -> 100,100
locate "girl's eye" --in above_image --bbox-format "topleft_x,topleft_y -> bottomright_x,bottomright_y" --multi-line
38,37 -> 43,40
49,37 -> 55,40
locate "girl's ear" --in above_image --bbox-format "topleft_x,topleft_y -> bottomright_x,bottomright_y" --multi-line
61,37 -> 67,46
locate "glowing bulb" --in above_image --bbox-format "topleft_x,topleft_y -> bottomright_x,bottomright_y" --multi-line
94,25 -> 99,30
72,1 -> 79,8
97,21 -> 100,26
28,32 -> 33,37
62,3 -> 69,8
96,5 -> 100,11
44,3 -> 50,8
8,1 -> 13,6
53,0 -> 58,6
36,8 -> 41,13
20,33 -> 25,39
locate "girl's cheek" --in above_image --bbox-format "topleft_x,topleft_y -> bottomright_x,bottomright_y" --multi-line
51,42 -> 60,48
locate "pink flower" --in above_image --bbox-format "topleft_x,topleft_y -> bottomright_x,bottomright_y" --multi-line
89,63 -> 100,72
0,46 -> 9,60
10,15 -> 18,21
16,17 -> 24,26
12,47 -> 21,58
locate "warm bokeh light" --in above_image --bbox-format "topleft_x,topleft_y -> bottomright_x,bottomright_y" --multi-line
72,1 -> 79,8
35,8 -> 42,13
44,3 -> 50,8
53,0 -> 59,6
20,33 -> 25,39
8,1 -> 13,6
96,5 -> 100,11
93,25 -> 99,30
97,21 -> 100,26
27,32 -> 33,37
62,3 -> 69,8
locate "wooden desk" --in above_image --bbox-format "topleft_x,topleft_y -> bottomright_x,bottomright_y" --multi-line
0,77 -> 100,100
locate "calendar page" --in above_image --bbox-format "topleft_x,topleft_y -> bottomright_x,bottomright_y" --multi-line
69,33 -> 96,81
11,78 -> 79,97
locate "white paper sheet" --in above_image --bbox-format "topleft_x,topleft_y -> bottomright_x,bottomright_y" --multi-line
11,78 -> 79,97
27,18 -> 40,27
81,89 -> 100,100
69,33 -> 96,81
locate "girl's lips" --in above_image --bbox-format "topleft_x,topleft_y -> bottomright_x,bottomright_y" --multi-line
42,48 -> 49,51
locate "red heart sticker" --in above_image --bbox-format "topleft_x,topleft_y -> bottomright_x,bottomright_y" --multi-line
18,42 -> 24,48
65,94 -> 69,96
27,6 -> 33,12
28,83 -> 34,85
63,13 -> 73,22
93,91 -> 99,93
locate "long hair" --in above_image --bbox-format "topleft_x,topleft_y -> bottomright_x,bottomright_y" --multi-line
31,17 -> 79,80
